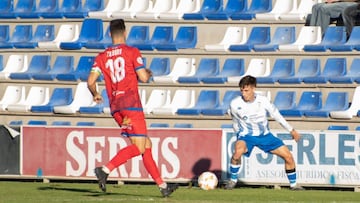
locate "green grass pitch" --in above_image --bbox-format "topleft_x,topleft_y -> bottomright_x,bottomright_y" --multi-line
0,180 -> 360,203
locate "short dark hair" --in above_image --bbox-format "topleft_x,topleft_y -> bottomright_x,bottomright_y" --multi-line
110,19 -> 126,36
239,75 -> 257,88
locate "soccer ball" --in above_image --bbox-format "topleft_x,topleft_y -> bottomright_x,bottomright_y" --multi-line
198,171 -> 218,190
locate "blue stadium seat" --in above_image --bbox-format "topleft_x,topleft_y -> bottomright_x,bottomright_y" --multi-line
202,58 -> 245,84
56,56 -> 95,81
76,121 -> 96,126
257,59 -> 295,84
14,0 -> 38,18
149,26 -> 174,51
155,26 -> 197,51
60,19 -> 103,50
0,55 -> 3,71
0,0 -> 15,18
36,0 -> 62,18
230,0 -> 272,20
273,91 -> 296,113
149,58 -> 170,77
31,88 -> 73,112
202,90 -> 241,115
229,27 -> 270,52
173,123 -> 193,128
178,58 -> 219,83
52,121 -> 72,126
304,26 -> 347,52
305,92 -> 349,117
85,26 -> 111,49
63,0 -> 104,18
14,25 -> 55,48
302,58 -> 346,84
327,125 -> 349,130
0,25 -> 12,48
9,25 -> 33,48
9,55 -> 50,80
32,56 -> 74,81
9,120 -> 23,126
150,123 -> 170,128
28,120 -> 47,125
329,58 -> 360,84
278,58 -> 320,84
221,123 -> 233,128
253,26 -> 296,52
126,26 -> 151,50
79,89 -> 108,114
328,26 -> 360,52
183,0 -> 223,20
280,91 -> 322,117
356,126 -> 360,131
177,90 -> 219,115
206,0 -> 247,20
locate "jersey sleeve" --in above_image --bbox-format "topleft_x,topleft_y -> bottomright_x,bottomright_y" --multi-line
91,54 -> 103,76
263,97 -> 293,132
132,48 -> 145,71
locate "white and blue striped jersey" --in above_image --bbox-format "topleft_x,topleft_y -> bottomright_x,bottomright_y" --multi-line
229,94 -> 293,137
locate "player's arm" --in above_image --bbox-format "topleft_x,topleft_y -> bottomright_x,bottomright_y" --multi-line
87,71 -> 102,103
136,67 -> 152,83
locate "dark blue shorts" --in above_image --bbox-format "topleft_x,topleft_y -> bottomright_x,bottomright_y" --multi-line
238,133 -> 284,157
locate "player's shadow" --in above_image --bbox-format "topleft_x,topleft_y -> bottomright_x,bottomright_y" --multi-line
191,158 -> 224,187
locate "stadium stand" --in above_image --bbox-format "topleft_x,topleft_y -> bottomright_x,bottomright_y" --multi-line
111,0 -> 152,19
205,0 -> 247,20
255,0 -> 296,21
135,0 -> 177,19
178,58 -> 219,83
253,26 -> 296,52
6,86 -> 49,112
229,26 -> 270,52
31,88 -> 73,113
279,0 -> 320,21
159,0 -> 201,20
230,0 -> 272,20
183,0 -> 223,20
88,0 -> 130,18
201,58 -> 245,84
0,54 -> 28,79
205,26 -> 247,52
0,85 -> 26,111
9,55 -> 50,80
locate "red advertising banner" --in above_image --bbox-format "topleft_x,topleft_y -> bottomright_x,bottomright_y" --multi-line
21,126 -> 222,181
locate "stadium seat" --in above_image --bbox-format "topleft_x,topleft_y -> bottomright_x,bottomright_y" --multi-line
356,126 -> 360,131
62,0 -> 104,18
230,0 -> 272,20
143,89 -> 171,114
153,57 -> 196,83
177,90 -> 219,115
9,55 -> 50,80
183,0 -> 223,20
329,58 -> 360,84
0,0 -> 14,18
0,25 -> 12,48
253,26 -> 296,52
54,82 -> 96,114
85,26 -> 111,49
0,54 -> 29,80
173,123 -> 193,128
79,89 -> 108,114
160,0 -> 201,19
38,24 -> 80,49
89,0 -> 130,18
76,121 -> 96,126
111,0 -> 152,19
148,58 -> 170,78
278,58 -> 320,84
27,120 -> 47,125
135,0 -> 176,19
9,25 -> 33,48
328,26 -> 360,52
152,89 -> 196,115
327,125 -> 349,130
0,85 -> 26,111
227,58 -> 270,84
202,90 -> 241,115
229,26 -> 270,52
206,0 -> 247,20
330,86 -> 360,119
150,123 -> 170,128
257,58 -> 295,84
202,58 -> 245,84
146,26 -> 174,51
60,19 -> 103,50
36,0 -> 62,18
56,56 -> 95,81
221,124 -> 233,128
304,26 -> 347,52
178,58 -> 219,83
205,27 -> 247,52
8,120 -> 23,126
6,86 -> 50,112
155,26 -> 197,51
305,92 -> 348,117
52,121 -> 72,126
279,26 -> 322,52
279,0 -> 320,21
280,91 -> 322,117
0,55 -> 3,71
273,91 -> 297,113
14,25 -> 55,49
31,88 -> 73,113
13,0 -> 38,18
255,0 -> 296,21
302,58 -> 346,84
126,26 -> 151,50
32,56 -> 74,81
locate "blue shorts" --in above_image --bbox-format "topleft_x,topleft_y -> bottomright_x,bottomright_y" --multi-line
238,133 -> 284,157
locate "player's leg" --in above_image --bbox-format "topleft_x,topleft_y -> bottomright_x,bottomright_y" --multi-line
225,140 -> 247,189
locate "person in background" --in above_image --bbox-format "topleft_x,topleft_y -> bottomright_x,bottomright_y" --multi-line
342,2 -> 360,38
87,19 -> 178,197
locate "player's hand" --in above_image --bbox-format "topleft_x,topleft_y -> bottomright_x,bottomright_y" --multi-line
121,116 -> 132,129
93,93 -> 103,104
290,129 -> 301,142
145,68 -> 153,77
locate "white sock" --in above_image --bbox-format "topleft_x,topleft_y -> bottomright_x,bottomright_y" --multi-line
102,166 -> 110,174
159,182 -> 167,189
